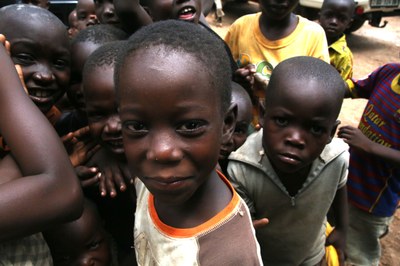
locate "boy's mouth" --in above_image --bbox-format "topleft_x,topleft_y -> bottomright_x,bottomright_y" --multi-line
28,88 -> 59,105
177,6 -> 196,21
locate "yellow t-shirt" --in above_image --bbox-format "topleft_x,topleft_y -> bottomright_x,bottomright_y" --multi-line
225,13 -> 329,126
329,34 -> 353,80
225,12 -> 329,81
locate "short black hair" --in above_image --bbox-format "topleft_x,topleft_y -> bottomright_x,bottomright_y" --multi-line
321,0 -> 356,15
115,20 -> 232,111
0,4 -> 65,33
83,40 -> 126,79
267,56 -> 344,117
72,24 -> 127,46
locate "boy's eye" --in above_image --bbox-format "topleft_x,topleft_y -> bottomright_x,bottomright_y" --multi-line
234,124 -> 249,135
123,121 -> 148,135
54,59 -> 69,70
87,239 -> 101,250
310,125 -> 325,136
14,54 -> 35,65
176,120 -> 207,137
274,117 -> 288,127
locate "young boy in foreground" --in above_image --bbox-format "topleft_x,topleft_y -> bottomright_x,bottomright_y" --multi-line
228,56 -> 349,265
115,20 -> 263,265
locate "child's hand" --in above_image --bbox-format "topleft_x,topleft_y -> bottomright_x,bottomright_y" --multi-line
62,126 -> 101,167
252,218 -> 269,230
338,125 -> 373,153
234,64 -> 256,91
325,227 -> 346,266
0,34 -> 10,54
91,148 -> 134,198
75,166 -> 101,188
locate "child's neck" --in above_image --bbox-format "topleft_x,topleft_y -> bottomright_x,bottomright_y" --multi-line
327,33 -> 344,46
275,166 -> 311,197
154,170 -> 232,228
259,12 -> 298,41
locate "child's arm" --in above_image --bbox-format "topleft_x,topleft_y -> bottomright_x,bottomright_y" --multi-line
325,186 -> 348,266
0,44 -> 83,241
113,0 -> 152,34
338,126 -> 400,166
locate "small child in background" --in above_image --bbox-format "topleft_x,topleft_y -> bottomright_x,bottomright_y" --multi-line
45,198 -> 115,266
228,56 -> 348,265
82,41 -> 136,265
219,81 -> 252,176
75,0 -> 99,31
319,0 -> 355,80
68,9 -> 80,38
94,0 -> 122,28
0,37 -> 82,265
116,20 -> 262,264
224,0 -> 329,126
56,24 -> 127,137
338,63 -> 400,266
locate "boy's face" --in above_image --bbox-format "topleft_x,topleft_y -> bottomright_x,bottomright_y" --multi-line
259,0 -> 299,20
119,50 -> 233,206
319,1 -> 353,41
220,94 -> 252,160
94,0 -> 121,27
6,18 -> 70,113
84,66 -> 124,155
76,0 -> 99,30
51,208 -> 111,266
146,0 -> 201,24
262,78 -> 338,177
69,42 -> 100,113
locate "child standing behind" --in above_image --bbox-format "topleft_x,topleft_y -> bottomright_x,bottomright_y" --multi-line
224,0 -> 329,125
228,56 -> 348,265
338,63 -> 400,266
115,20 -> 263,265
319,0 -> 355,80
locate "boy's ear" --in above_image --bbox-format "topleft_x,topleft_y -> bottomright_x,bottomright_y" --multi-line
327,120 -> 341,144
222,103 -> 237,144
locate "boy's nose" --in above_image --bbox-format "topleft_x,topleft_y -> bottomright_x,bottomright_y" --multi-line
103,3 -> 115,17
104,115 -> 121,133
285,129 -> 306,149
147,133 -> 183,163
32,65 -> 55,84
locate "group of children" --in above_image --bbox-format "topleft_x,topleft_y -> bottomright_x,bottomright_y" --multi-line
0,0 -> 398,265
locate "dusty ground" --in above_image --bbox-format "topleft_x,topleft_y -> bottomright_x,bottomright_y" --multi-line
206,3 -> 400,265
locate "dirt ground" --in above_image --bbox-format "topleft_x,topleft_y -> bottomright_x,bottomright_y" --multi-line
205,3 -> 400,265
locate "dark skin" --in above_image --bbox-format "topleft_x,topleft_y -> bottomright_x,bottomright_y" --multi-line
113,0 -> 209,34
0,38 -> 83,241
319,0 -> 354,45
45,199 -> 112,266
260,75 -> 347,264
234,0 -> 300,90
118,49 -> 237,228
0,13 -> 71,114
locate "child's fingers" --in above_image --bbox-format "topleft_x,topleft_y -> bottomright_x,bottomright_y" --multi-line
252,218 -> 269,229
103,168 -> 117,197
73,126 -> 91,139
113,168 -> 127,192
80,173 -> 101,188
98,172 -> 107,197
